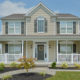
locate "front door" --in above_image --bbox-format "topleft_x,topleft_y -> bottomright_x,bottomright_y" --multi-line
37,45 -> 44,60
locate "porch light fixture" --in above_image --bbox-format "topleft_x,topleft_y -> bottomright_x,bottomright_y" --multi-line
49,45 -> 51,48
30,45 -> 32,48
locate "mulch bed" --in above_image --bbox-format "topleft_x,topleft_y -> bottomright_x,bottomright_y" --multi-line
1,73 -> 52,80
49,67 -> 80,70
0,67 -> 21,74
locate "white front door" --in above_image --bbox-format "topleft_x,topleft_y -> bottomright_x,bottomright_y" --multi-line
35,42 -> 48,61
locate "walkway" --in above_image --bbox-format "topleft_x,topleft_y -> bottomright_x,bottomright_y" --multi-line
0,67 -> 56,78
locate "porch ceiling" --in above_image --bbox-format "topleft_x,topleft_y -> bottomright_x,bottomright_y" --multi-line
0,35 -> 80,41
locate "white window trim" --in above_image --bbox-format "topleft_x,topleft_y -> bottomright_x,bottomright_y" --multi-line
8,21 -> 21,35
37,17 -> 45,33
60,42 -> 73,54
0,44 -> 2,54
8,44 -> 21,54
60,21 -> 73,34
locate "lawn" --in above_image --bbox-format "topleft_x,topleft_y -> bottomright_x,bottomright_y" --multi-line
46,71 -> 80,80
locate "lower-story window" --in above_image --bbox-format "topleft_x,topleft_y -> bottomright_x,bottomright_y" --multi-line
60,44 -> 73,54
8,44 -> 21,54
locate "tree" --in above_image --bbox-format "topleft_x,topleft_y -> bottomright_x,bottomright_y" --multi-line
18,56 -> 36,72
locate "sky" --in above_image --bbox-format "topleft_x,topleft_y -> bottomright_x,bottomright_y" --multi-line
0,0 -> 80,33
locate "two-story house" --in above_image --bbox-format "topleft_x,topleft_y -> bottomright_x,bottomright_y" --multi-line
0,3 -> 80,65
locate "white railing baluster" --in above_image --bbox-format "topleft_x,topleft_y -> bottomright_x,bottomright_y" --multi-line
5,54 -> 7,64
71,54 -> 73,64
57,53 -> 80,64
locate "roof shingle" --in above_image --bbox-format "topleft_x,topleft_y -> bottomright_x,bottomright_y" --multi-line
1,13 -> 79,20
1,14 -> 25,20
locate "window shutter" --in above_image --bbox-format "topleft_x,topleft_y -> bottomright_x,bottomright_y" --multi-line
21,22 -> 24,34
58,44 -> 60,53
34,19 -> 37,32
73,22 -> 76,34
5,22 -> 8,34
57,22 -> 60,34
73,44 -> 76,53
5,44 -> 8,53
45,18 -> 47,32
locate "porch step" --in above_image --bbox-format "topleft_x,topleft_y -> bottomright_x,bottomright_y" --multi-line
35,62 -> 52,67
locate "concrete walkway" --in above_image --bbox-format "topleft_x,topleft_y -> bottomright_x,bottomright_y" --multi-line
0,67 -> 56,78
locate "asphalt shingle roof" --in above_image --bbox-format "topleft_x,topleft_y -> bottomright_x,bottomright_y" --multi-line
1,13 -> 79,20
1,14 -> 25,20
56,13 -> 78,18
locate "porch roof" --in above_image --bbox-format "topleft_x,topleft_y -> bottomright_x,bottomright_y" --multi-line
0,35 -> 80,41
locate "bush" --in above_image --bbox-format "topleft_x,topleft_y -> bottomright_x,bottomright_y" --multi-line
0,67 -> 4,71
74,63 -> 80,69
2,75 -> 12,80
18,56 -> 36,72
10,62 -> 18,68
51,62 -> 56,68
39,72 -> 46,77
0,63 -> 5,68
61,62 -> 68,68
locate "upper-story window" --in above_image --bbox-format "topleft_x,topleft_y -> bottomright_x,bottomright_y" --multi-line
34,16 -> 47,33
37,17 -> 45,32
8,22 -> 21,34
60,21 -> 73,34
57,21 -> 76,34
5,22 -> 24,35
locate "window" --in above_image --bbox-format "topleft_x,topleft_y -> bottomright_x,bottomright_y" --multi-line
8,22 -> 21,34
0,44 -> 2,54
8,44 -> 21,54
60,21 -> 73,34
60,44 -> 73,54
37,17 -> 45,32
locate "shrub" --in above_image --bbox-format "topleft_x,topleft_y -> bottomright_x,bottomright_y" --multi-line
0,63 -> 5,68
39,72 -> 46,77
61,62 -> 68,68
74,63 -> 80,69
0,67 -> 4,71
10,62 -> 18,68
18,56 -> 36,72
51,62 -> 56,68
2,75 -> 12,80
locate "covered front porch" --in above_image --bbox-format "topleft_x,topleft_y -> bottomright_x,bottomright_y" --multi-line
0,40 -> 24,63
57,40 -> 80,64
0,35 -> 80,64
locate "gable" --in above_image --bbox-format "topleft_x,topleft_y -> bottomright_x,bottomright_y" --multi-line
26,3 -> 56,17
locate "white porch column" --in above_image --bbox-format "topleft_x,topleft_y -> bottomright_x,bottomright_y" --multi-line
22,40 -> 24,56
56,40 -> 59,63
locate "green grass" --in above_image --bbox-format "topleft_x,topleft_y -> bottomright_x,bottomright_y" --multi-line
47,71 -> 80,80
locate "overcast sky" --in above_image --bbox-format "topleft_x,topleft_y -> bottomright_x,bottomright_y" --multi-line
0,0 -> 80,33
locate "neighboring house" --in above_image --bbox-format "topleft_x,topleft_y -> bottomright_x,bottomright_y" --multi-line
0,2 -> 80,64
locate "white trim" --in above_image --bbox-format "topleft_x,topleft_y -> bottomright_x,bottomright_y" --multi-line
0,44 -> 2,54
33,41 -> 35,58
56,40 -> 58,63
22,40 -> 24,56
26,19 -> 27,35
78,21 -> 80,34
8,22 -> 21,35
59,40 -> 73,54
26,41 -> 28,58
37,16 -> 45,33
47,41 -> 49,62
60,21 -> 73,34
33,41 -> 48,62
26,2 -> 56,16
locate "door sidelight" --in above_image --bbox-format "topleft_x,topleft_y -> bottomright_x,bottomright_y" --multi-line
45,53 -> 47,58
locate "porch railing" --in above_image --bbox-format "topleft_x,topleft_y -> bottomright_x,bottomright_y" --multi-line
57,53 -> 80,64
0,54 -> 22,64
